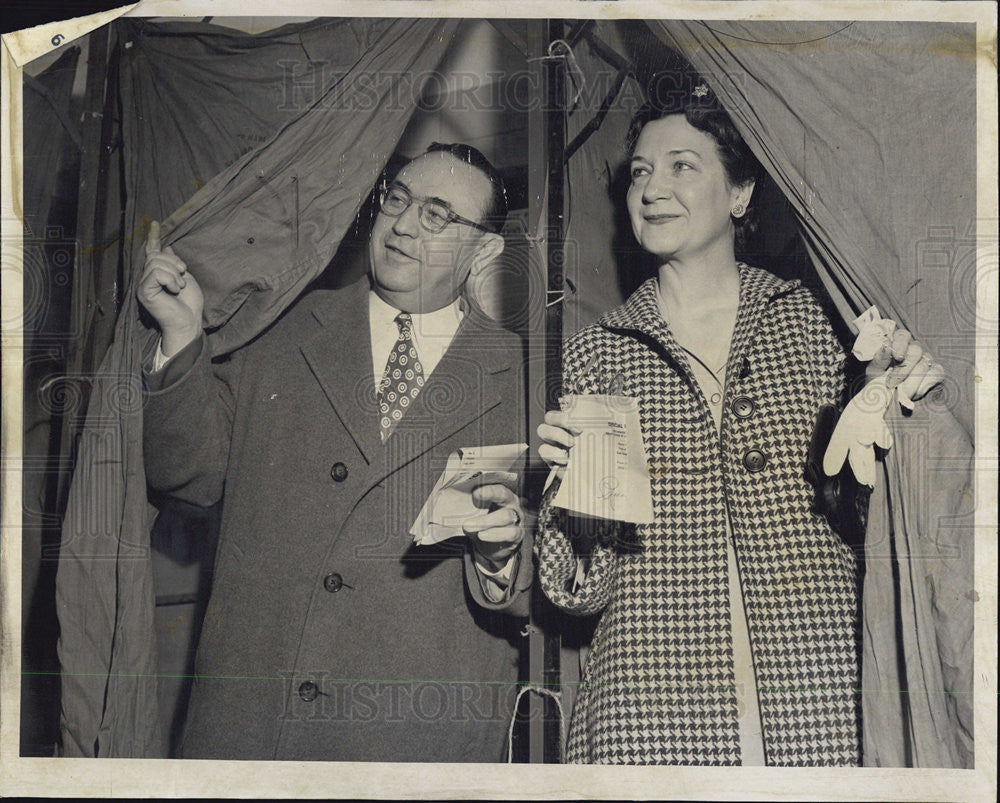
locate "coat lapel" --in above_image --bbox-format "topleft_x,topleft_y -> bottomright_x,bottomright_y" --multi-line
299,278 -> 382,465
600,277 -> 696,382
378,310 -> 511,481
724,264 -> 801,382
600,265 -> 801,385
300,282 -> 514,481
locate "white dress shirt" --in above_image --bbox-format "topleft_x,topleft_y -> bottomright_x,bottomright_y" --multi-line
368,291 -> 463,382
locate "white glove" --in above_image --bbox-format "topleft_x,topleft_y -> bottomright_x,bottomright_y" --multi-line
853,305 -> 944,409
851,307 -> 897,362
823,375 -> 895,488
824,306 -> 945,489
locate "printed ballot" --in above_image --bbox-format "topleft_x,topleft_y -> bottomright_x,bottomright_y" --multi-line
551,394 -> 654,524
410,443 -> 528,545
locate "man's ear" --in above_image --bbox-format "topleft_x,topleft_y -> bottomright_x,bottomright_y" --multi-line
468,232 -> 505,278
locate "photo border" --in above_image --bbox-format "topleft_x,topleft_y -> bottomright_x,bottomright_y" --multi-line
2,1 -> 996,799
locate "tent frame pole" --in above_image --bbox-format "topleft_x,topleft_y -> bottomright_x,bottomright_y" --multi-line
543,18 -> 568,765
525,19 -> 547,764
525,17 -> 567,765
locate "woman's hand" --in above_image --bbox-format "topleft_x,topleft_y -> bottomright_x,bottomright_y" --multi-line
864,326 -> 944,405
537,410 -> 582,480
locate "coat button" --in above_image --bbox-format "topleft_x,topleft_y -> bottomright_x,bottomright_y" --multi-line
739,358 -> 751,379
298,681 -> 319,702
330,462 -> 348,482
323,572 -> 344,593
732,396 -> 756,418
743,449 -> 767,472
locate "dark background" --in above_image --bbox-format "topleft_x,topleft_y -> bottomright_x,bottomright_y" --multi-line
2,1 -> 128,34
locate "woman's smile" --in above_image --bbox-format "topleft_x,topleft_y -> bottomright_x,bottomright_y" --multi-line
642,212 -> 683,223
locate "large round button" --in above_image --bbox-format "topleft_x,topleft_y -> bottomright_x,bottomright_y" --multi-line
330,462 -> 348,482
743,449 -> 767,472
323,572 -> 344,593
298,681 -> 319,702
732,396 -> 755,418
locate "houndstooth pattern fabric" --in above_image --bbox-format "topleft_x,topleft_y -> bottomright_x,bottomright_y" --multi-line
377,312 -> 425,440
536,264 -> 861,765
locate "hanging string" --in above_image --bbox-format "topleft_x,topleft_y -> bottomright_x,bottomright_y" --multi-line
506,684 -> 567,763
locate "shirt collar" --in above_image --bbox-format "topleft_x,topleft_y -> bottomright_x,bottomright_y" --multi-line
368,291 -> 464,339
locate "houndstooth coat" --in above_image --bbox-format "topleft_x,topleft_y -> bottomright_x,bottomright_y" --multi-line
536,264 -> 861,765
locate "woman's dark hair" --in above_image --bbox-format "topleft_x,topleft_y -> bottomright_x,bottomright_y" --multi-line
626,75 -> 763,249
425,141 -> 508,234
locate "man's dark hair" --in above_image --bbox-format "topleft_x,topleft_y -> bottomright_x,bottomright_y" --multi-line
425,142 -> 508,234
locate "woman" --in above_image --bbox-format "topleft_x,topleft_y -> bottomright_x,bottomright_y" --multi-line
535,83 -> 937,766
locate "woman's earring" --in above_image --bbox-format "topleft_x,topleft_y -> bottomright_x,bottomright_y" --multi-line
731,203 -> 746,219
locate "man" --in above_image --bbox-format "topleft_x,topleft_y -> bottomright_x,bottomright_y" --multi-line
139,143 -> 530,761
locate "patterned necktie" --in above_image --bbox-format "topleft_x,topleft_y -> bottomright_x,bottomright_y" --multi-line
377,312 -> 426,440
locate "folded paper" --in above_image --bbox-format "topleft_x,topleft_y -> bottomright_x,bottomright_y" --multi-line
410,443 -> 527,546
551,394 -> 654,524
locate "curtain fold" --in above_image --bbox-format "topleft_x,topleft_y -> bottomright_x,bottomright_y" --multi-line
55,17 -> 458,758
22,45 -> 82,757
651,20 -> 976,767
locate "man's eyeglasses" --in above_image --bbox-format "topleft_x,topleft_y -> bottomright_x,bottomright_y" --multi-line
378,184 -> 493,235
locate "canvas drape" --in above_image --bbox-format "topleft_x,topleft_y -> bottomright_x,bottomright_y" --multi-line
651,19 -> 977,767
55,17 -> 457,758
22,45 -> 82,756
23,45 -> 81,640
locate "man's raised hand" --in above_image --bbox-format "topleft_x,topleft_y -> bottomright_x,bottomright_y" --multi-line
136,220 -> 204,357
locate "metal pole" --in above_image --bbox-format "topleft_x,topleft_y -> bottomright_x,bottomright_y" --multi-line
524,19 -> 548,764
542,17 -> 566,765
525,17 -> 567,764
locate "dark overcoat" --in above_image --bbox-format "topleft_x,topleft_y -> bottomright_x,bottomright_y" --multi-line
143,277 -> 530,761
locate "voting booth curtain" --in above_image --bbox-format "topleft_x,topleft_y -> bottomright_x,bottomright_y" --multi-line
55,17 -> 458,758
22,44 -> 82,755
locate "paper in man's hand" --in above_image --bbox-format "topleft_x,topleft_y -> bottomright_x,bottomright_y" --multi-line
551,394 -> 654,524
410,443 -> 528,545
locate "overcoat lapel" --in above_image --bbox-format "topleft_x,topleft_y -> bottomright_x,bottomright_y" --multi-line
379,313 -> 510,480
600,278 -> 698,386
299,279 -> 382,465
301,281 -> 513,484
600,265 -> 802,391
724,264 -> 800,383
